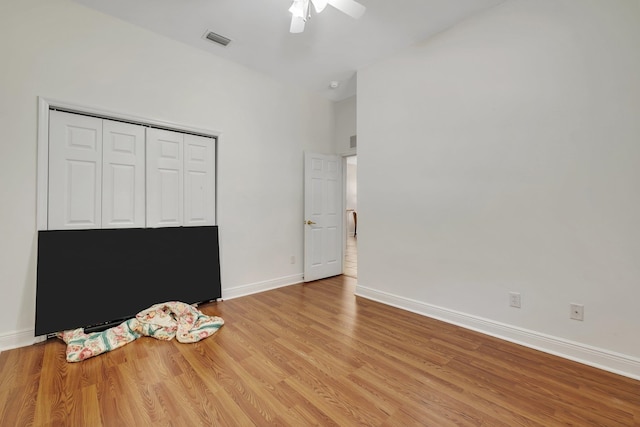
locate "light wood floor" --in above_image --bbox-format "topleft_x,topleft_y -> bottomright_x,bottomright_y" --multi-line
344,235 -> 357,278
1,276 -> 638,426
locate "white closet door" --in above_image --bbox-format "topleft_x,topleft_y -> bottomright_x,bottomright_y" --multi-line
146,128 -> 183,227
102,120 -> 146,228
48,110 -> 103,230
184,134 -> 216,226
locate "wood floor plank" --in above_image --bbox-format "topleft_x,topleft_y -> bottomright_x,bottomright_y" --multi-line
96,366 -> 144,427
1,275 -> 638,426
77,384 -> 102,427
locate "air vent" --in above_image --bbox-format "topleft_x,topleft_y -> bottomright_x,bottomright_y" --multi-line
350,135 -> 357,149
203,30 -> 231,47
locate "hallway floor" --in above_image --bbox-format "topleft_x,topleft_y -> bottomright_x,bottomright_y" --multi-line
344,234 -> 357,278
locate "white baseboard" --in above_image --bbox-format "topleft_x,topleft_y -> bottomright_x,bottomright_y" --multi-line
355,285 -> 640,381
222,273 -> 304,300
0,328 -> 45,352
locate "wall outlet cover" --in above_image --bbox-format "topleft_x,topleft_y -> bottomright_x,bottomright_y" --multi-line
509,292 -> 521,308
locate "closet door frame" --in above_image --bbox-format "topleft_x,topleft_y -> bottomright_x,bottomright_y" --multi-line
36,97 -> 220,231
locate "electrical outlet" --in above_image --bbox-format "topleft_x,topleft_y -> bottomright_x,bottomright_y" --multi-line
509,292 -> 521,308
290,255 -> 296,264
570,303 -> 584,321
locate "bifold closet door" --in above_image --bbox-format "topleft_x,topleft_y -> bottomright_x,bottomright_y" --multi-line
146,128 -> 184,228
184,134 -> 216,226
48,110 -> 103,230
102,120 -> 146,228
147,129 -> 216,228
49,110 -> 216,230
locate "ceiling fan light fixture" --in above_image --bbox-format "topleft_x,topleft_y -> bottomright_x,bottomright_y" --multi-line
290,16 -> 306,33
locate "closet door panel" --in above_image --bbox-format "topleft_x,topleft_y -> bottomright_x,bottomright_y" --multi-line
146,128 -> 183,228
48,111 -> 102,230
102,120 -> 146,228
184,134 -> 216,226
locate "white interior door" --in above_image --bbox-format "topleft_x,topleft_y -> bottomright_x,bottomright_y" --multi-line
146,128 -> 183,228
102,120 -> 145,228
304,152 -> 343,282
48,110 -> 102,230
184,134 -> 216,226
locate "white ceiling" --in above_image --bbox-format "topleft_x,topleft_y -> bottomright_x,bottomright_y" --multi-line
72,0 -> 505,101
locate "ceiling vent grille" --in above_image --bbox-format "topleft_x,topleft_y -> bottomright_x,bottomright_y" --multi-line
203,31 -> 231,47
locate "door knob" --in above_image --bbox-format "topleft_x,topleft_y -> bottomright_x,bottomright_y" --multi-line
305,220 -> 316,225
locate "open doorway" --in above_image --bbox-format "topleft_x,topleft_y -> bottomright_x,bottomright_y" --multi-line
344,155 -> 357,278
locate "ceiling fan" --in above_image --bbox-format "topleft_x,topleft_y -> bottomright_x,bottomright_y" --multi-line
289,0 -> 366,33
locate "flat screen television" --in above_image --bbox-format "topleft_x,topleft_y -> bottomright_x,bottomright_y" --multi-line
35,226 -> 221,336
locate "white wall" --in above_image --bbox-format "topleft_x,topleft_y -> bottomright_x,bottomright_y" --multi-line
334,95 -> 357,154
357,0 -> 640,378
0,0 -> 335,349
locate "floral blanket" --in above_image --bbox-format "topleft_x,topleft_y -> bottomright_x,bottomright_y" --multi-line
57,301 -> 224,362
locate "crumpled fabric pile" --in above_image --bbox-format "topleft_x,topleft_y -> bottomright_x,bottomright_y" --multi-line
57,301 -> 224,362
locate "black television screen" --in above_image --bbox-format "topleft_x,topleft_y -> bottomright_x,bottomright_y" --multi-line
35,226 -> 221,336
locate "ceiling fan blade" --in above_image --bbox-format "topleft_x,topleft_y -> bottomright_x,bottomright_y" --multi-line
310,0 -> 328,13
327,0 -> 366,19
290,15 -> 306,33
